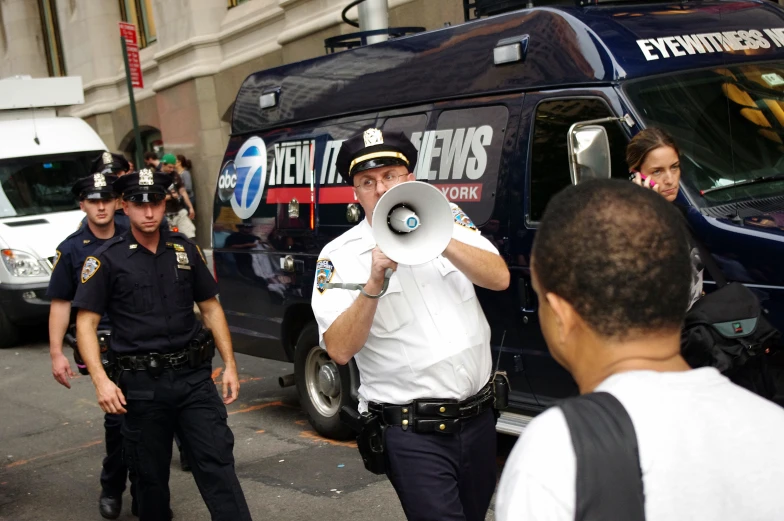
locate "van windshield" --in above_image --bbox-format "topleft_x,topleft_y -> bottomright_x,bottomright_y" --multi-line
625,61 -> 784,207
0,151 -> 99,218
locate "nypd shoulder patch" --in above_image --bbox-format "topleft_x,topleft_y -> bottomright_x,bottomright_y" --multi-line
52,250 -> 62,270
451,204 -> 477,231
81,256 -> 101,283
315,258 -> 335,294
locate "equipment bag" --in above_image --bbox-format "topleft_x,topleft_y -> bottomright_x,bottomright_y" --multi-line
681,231 -> 780,374
560,392 -> 645,521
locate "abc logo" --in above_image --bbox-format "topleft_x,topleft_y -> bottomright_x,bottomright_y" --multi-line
229,136 -> 267,219
217,161 -> 237,203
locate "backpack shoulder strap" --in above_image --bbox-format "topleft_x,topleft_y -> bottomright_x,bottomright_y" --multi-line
559,392 -> 646,521
675,204 -> 728,288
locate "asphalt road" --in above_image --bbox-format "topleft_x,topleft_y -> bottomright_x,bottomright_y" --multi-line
0,331 -> 516,521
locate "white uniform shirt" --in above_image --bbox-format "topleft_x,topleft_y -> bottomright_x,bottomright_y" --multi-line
311,205 -> 498,410
495,368 -> 784,521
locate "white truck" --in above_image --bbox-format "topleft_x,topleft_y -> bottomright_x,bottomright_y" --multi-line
0,76 -> 107,347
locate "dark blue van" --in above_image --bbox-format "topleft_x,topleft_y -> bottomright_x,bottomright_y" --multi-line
213,0 -> 784,438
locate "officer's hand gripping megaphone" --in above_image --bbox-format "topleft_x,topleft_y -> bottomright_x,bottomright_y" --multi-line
323,181 -> 453,298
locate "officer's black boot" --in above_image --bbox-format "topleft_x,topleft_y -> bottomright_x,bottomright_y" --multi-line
99,493 -> 121,520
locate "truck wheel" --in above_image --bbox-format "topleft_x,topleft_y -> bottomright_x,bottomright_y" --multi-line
294,322 -> 355,440
0,308 -> 20,348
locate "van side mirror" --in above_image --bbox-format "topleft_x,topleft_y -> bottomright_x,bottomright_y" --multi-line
568,123 -> 611,185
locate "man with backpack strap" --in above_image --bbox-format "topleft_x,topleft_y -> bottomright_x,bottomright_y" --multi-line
495,180 -> 784,521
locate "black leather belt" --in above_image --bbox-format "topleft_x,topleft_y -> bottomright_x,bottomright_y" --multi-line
368,382 -> 494,434
115,348 -> 190,371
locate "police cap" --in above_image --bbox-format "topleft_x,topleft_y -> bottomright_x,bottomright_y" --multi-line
91,151 -> 130,175
71,173 -> 118,200
335,128 -> 418,183
114,168 -> 172,203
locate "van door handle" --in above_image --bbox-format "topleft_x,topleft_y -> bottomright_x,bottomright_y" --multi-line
282,255 -> 295,272
518,278 -> 537,313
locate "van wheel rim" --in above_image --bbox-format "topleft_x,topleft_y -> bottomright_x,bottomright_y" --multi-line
305,346 -> 341,417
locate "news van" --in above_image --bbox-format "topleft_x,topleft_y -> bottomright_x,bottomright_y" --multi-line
0,76 -> 108,347
213,0 -> 784,438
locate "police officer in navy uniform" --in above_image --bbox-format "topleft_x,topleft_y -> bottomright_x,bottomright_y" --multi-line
73,169 -> 252,521
311,129 -> 510,521
47,172 -> 133,519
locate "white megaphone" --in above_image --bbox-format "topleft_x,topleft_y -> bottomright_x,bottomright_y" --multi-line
323,181 -> 453,298
371,181 -> 454,266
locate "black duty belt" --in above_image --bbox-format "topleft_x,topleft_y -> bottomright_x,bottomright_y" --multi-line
115,348 -> 190,371
115,328 -> 215,375
368,381 -> 494,434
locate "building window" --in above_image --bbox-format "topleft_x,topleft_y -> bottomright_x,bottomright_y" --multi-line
228,0 -> 252,8
38,0 -> 66,76
119,0 -> 157,48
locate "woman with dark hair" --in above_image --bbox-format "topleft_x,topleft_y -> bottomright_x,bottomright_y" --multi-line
175,155 -> 195,210
627,128 -> 703,308
627,127 -> 682,203
628,128 -> 779,400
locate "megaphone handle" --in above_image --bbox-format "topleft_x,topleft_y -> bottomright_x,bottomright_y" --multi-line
359,268 -> 393,300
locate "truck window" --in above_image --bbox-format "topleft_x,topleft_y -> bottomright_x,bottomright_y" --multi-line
529,98 -> 628,223
0,152 -> 97,218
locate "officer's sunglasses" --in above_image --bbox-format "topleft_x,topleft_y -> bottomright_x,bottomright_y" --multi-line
354,173 -> 408,192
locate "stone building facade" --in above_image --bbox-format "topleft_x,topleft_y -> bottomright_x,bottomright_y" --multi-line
0,0 -> 466,245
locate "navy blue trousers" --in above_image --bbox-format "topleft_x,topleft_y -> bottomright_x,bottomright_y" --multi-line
120,365 -> 251,521
384,408 -> 497,521
101,413 -> 129,496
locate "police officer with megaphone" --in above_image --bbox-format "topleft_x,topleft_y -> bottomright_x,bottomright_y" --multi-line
311,128 -> 510,521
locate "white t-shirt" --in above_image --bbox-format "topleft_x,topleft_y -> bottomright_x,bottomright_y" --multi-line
495,368 -> 784,521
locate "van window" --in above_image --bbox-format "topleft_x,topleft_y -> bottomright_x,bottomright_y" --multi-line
529,98 -> 628,223
413,106 -> 508,226
0,152 -> 97,218
625,61 -> 784,206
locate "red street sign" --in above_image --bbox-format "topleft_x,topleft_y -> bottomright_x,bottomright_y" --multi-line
118,22 -> 143,89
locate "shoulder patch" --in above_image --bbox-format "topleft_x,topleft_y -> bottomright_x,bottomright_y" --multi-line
451,204 -> 477,231
315,259 -> 335,294
52,250 -> 62,270
81,256 -> 101,283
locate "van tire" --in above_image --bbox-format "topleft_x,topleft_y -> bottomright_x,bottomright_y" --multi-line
0,308 -> 20,348
294,322 -> 355,440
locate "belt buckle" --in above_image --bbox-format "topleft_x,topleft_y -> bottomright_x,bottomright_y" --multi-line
117,357 -> 133,371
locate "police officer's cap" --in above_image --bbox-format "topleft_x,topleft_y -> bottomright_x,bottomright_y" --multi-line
71,173 -> 118,200
91,151 -> 130,175
336,128 -> 418,183
114,169 -> 172,203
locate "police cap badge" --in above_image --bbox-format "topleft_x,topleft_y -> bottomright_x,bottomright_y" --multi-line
71,174 -> 118,200
335,129 -> 418,183
114,169 -> 172,203
91,151 -> 130,175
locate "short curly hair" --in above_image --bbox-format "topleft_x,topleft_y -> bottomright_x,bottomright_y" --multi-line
532,179 -> 691,339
